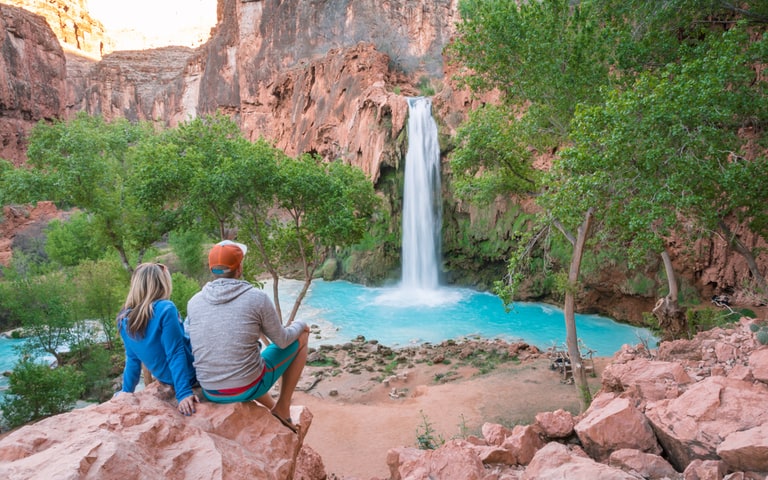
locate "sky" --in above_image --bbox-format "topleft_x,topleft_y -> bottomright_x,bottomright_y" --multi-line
87,0 -> 217,50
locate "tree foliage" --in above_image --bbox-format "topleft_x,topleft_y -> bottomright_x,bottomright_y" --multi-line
44,212 -> 106,267
449,0 -> 616,143
239,154 -> 380,323
0,360 -> 85,429
2,114 -> 159,272
449,0 -> 768,405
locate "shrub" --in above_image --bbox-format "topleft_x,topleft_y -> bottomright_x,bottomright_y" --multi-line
45,213 -> 105,267
171,272 -> 202,319
415,410 -> 444,450
72,258 -> 129,349
77,344 -> 120,402
0,360 -> 85,429
168,230 -> 209,280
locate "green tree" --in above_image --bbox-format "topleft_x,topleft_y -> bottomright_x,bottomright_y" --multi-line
1,113 -> 162,273
0,360 -> 85,429
45,212 -> 105,267
131,114 -> 268,240
239,155 -> 380,324
168,229 -> 209,280
448,0 -> 768,409
547,26 -> 768,334
72,258 -> 129,349
449,0 -> 615,410
170,271 -> 202,319
449,0 -> 616,146
6,271 -> 78,366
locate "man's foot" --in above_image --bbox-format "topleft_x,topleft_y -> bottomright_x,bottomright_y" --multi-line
271,411 -> 298,434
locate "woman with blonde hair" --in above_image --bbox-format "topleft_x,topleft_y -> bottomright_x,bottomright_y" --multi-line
116,263 -> 199,415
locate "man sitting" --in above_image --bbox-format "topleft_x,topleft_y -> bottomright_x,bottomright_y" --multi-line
186,240 -> 309,433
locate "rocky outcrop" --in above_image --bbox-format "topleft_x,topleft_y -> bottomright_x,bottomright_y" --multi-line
0,4 -> 67,166
0,0 -> 111,58
65,47 -> 200,124
1,0 -> 766,316
0,201 -> 65,265
0,320 -> 765,478
0,382 -> 323,480
387,318 -> 768,479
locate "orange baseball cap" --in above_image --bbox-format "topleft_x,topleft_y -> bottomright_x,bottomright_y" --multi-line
208,240 -> 247,274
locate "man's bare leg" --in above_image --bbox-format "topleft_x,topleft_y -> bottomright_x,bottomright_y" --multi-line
255,393 -> 275,410
271,330 -> 309,422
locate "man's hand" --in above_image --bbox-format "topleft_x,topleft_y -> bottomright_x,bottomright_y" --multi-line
178,394 -> 200,416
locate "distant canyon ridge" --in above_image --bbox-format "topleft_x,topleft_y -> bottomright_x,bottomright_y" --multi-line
1,0 -> 766,323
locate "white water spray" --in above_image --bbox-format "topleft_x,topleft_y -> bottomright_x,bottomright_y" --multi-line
401,97 -> 442,291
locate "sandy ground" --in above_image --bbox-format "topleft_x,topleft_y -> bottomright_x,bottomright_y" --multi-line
293,355 -> 608,479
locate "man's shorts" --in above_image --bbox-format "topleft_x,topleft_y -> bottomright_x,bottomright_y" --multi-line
202,339 -> 300,403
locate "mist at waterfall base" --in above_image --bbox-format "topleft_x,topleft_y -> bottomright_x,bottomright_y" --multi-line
282,98 -> 654,357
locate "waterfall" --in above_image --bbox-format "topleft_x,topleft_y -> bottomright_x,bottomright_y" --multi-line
401,97 -> 442,291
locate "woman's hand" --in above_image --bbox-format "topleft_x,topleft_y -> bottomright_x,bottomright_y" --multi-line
178,394 -> 200,416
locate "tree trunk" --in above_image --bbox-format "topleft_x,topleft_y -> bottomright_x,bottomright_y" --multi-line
563,208 -> 593,413
652,250 -> 687,339
117,246 -> 132,274
719,221 -> 767,290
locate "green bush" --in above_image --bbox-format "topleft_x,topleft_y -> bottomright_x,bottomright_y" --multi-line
621,273 -> 656,297
73,258 -> 129,349
171,272 -> 202,319
0,360 -> 85,429
168,230 -> 209,280
686,307 -> 741,335
77,344 -> 120,402
45,212 -> 105,267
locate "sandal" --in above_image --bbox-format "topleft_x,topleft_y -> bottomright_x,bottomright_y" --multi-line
271,412 -> 298,434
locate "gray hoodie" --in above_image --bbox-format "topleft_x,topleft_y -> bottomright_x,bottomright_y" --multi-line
186,278 -> 307,391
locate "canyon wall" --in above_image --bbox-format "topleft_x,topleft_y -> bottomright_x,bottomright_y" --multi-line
1,0 -> 766,322
0,4 -> 67,166
1,0 -> 111,58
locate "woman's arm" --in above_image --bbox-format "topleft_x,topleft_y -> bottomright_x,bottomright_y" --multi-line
121,340 -> 142,393
158,301 -> 197,407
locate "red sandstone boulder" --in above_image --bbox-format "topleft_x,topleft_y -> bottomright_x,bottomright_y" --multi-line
475,424 -> 544,467
387,440 -> 487,480
681,459 -> 728,480
575,395 -> 661,462
716,423 -> 768,473
608,448 -> 679,480
601,358 -> 693,405
0,382 -> 320,480
534,408 -> 575,439
522,442 -> 641,480
645,376 -> 768,472
481,422 -> 513,446
748,347 -> 768,383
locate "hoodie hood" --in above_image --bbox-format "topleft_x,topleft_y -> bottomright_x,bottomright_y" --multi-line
199,278 -> 254,305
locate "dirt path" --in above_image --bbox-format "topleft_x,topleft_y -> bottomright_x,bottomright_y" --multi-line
294,356 -> 606,479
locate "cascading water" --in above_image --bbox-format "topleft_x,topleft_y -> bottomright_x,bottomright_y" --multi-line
401,97 -> 442,291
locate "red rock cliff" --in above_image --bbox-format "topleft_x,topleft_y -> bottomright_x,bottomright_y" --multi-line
1,0 -> 766,319
0,4 -> 67,165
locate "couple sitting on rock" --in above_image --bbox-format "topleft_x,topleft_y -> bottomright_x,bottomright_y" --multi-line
115,240 -> 309,434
